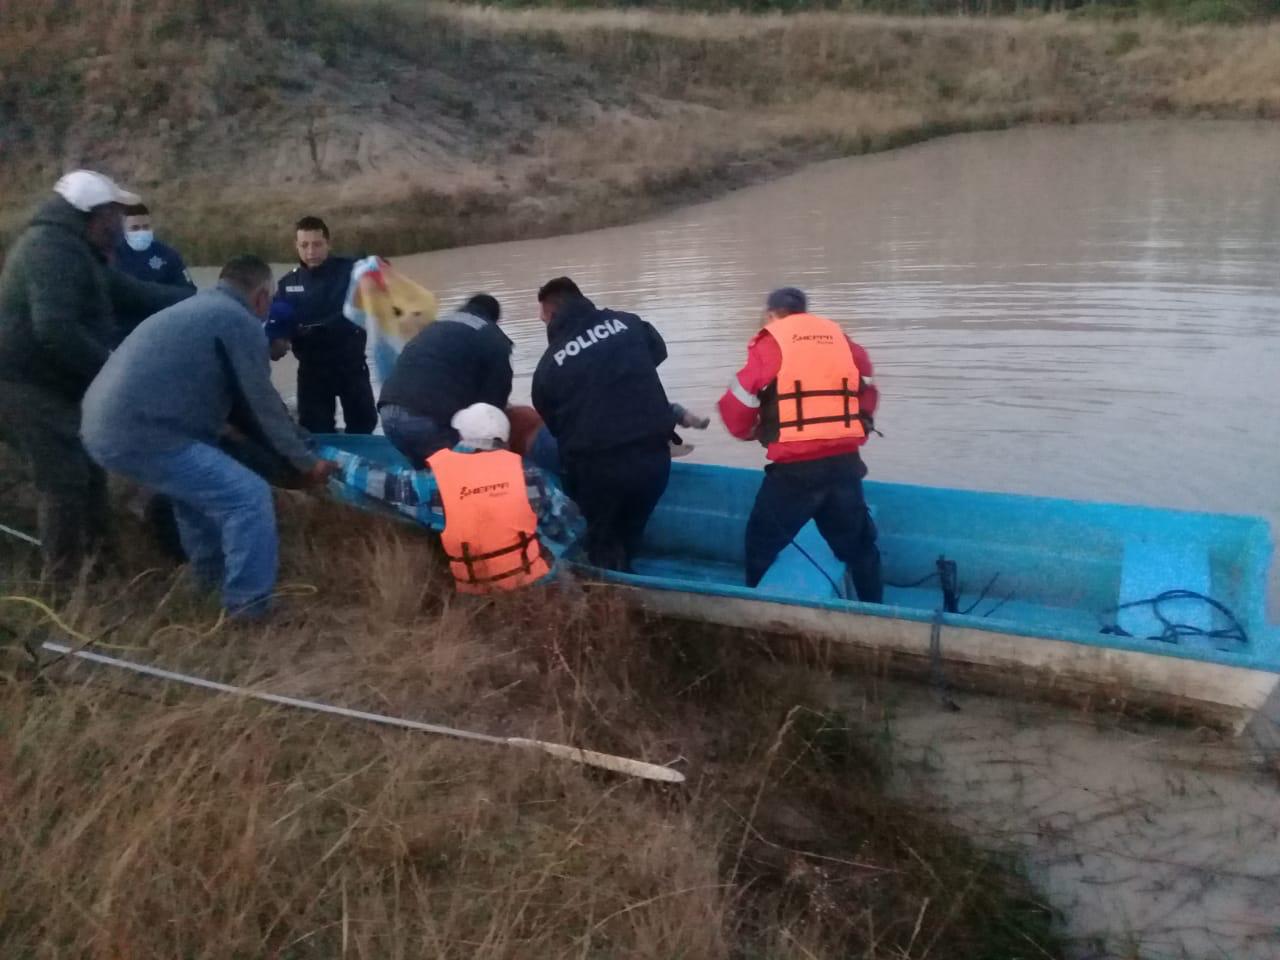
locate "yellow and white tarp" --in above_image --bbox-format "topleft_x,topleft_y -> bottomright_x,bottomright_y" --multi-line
342,256 -> 438,401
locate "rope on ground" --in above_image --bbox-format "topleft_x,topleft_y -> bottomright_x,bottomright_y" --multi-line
0,596 -> 96,646
274,582 -> 319,598
1,595 -> 143,660
150,609 -> 227,642
124,568 -> 164,591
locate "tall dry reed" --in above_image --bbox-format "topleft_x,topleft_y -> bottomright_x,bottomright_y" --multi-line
0,479 -> 1064,958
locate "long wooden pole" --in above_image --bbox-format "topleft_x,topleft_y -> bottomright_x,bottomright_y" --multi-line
40,642 -> 686,784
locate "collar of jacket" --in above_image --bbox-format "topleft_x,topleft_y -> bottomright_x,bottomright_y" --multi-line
30,195 -> 103,260
438,310 -> 489,332
215,280 -> 257,313
440,309 -> 514,349
547,295 -> 600,343
294,255 -> 346,278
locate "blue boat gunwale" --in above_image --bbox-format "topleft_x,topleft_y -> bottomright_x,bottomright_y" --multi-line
633,462 -> 1280,674
313,439 -> 1280,675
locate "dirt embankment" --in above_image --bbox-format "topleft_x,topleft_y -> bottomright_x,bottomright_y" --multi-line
3,1 -> 1280,260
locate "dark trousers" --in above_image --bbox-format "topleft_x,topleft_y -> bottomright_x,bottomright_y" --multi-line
744,452 -> 883,602
380,404 -> 456,468
297,357 -> 377,435
562,438 -> 670,572
0,381 -> 110,580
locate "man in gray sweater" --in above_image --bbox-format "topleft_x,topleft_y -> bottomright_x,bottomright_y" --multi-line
82,256 -> 337,618
0,171 -> 192,578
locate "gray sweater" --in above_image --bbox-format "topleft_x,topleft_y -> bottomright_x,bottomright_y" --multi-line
81,284 -> 316,471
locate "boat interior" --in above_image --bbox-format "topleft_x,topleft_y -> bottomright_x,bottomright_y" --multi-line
319,437 -> 1280,672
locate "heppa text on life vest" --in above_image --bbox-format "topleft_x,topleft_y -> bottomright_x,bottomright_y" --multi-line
458,481 -> 511,500
553,317 -> 629,366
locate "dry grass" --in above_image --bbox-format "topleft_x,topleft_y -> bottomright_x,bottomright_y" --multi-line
0,466 -> 1064,958
2,1 -> 1279,261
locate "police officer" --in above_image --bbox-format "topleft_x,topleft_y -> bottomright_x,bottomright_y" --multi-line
379,293 -> 512,464
531,276 -> 675,572
114,203 -> 196,290
717,287 -> 883,602
271,216 -> 376,434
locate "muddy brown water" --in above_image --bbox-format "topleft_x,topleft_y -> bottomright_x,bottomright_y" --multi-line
382,120 -> 1280,611
207,121 -> 1280,957
215,119 -> 1279,603
250,123 -> 1280,568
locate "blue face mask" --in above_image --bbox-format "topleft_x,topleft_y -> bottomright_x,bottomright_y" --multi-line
125,230 -> 154,252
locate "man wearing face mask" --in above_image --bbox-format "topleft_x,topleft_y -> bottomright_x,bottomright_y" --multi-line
82,255 -> 337,618
114,203 -> 196,291
0,171 -> 192,579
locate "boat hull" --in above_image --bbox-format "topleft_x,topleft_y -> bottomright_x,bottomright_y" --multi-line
313,435 -> 1280,731
627,585 -> 1280,732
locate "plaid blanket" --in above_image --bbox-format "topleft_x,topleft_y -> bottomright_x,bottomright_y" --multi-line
316,443 -> 583,555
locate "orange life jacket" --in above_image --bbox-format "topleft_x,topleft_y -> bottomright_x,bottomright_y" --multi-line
426,448 -> 551,594
764,313 -> 865,444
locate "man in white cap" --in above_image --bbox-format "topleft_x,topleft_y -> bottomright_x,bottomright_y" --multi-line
0,170 -> 192,579
422,403 -> 584,593
319,402 -> 582,594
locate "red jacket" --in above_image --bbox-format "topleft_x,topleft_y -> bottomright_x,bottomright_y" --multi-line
717,326 -> 878,463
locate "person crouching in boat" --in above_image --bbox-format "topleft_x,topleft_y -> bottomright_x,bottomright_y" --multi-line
717,287 -> 883,603
428,403 -> 583,594
379,293 -> 513,465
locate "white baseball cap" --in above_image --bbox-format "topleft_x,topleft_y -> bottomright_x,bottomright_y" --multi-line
451,403 -> 510,449
53,170 -> 141,212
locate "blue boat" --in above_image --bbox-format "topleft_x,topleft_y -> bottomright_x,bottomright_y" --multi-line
316,435 -> 1280,732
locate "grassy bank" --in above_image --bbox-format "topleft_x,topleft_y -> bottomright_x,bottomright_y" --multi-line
2,1 -> 1280,262
0,471 -> 1064,958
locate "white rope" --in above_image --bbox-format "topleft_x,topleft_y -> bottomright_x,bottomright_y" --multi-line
40,642 -> 685,784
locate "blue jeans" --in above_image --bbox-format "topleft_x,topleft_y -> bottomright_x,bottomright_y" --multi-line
86,440 -> 277,616
379,404 -> 456,467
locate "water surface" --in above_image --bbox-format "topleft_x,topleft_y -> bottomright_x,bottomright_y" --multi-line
259,122 -> 1280,600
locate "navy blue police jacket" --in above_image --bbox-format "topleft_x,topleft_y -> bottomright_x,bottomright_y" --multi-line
532,295 -> 675,459
378,310 -> 514,423
113,239 -> 195,290
272,256 -> 365,366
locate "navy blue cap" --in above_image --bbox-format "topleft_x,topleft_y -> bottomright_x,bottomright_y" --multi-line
766,287 -> 807,314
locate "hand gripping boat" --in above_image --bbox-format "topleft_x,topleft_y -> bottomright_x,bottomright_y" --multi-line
317,435 -> 1280,733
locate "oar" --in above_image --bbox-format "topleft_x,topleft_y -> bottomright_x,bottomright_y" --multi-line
39,641 -> 685,784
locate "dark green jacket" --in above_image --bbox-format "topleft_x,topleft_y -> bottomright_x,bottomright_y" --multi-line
0,195 -> 192,402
